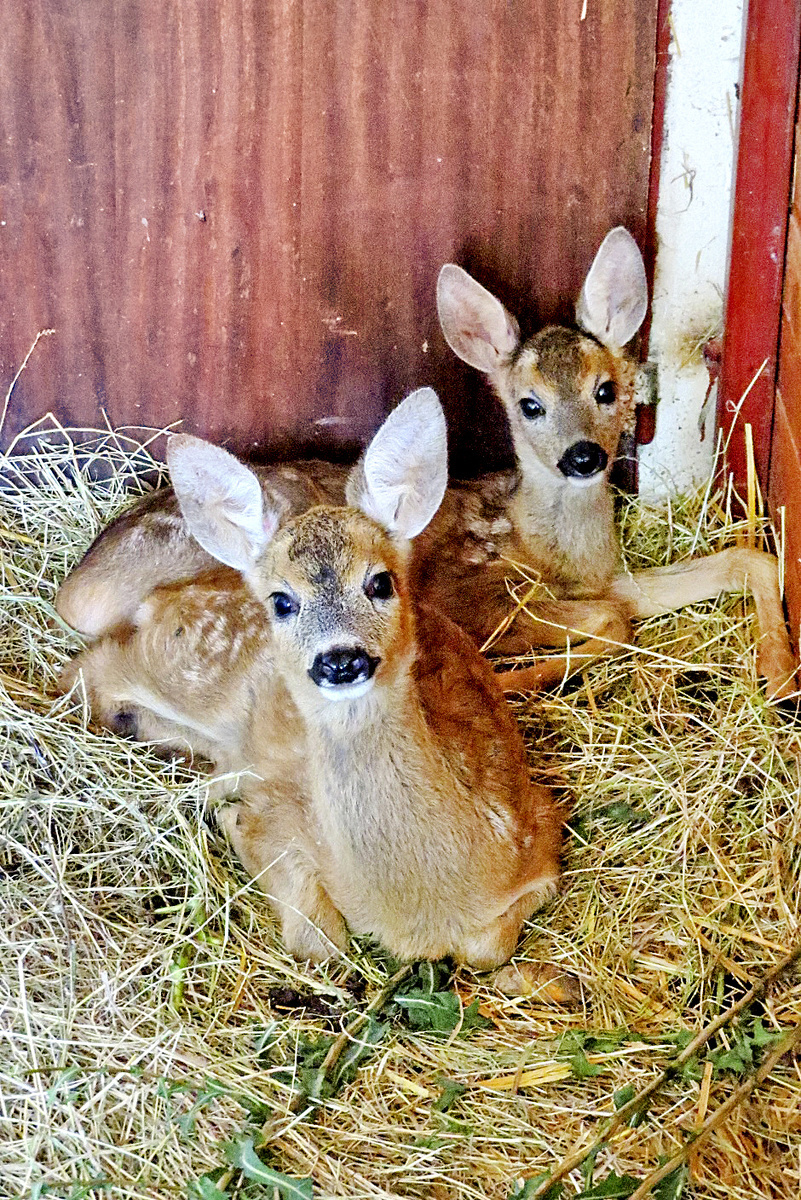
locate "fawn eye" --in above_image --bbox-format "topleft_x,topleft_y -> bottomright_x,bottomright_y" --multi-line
595,381 -> 616,406
272,592 -> 299,619
520,395 -> 545,420
364,571 -> 394,601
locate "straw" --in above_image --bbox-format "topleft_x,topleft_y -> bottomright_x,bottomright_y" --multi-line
1,418 -> 799,1198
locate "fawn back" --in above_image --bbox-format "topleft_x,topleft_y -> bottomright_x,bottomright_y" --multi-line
64,390 -> 561,967
56,458 -> 348,638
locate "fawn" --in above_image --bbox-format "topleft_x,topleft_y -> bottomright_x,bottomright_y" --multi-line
416,227 -> 797,697
62,390 -> 561,966
56,228 -> 797,698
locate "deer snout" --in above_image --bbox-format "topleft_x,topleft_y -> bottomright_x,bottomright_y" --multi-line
557,440 -> 608,480
308,645 -> 381,692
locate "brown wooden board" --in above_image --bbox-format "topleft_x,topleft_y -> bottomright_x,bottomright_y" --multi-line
778,310 -> 801,448
769,390 -> 801,653
717,0 -> 801,489
773,120 -> 801,648
782,210 -> 801,352
0,0 -> 657,469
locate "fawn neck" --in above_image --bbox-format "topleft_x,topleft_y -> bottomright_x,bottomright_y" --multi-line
284,636 -> 447,899
509,449 -> 621,595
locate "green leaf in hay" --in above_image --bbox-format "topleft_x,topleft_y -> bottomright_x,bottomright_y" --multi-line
252,1020 -> 282,1064
709,1045 -> 748,1075
393,989 -> 460,1031
394,988 -> 490,1035
558,1030 -> 588,1056
461,996 -> 493,1033
273,1034 -> 336,1103
653,1165 -> 688,1200
567,1049 -> 605,1080
432,1077 -> 467,1112
751,1017 -> 779,1047
187,1174 -> 230,1199
596,802 -> 649,827
579,1145 -> 602,1186
224,1136 -> 314,1199
613,1083 -> 636,1110
566,813 -> 591,845
329,1015 -> 389,1090
585,1029 -> 629,1054
508,1174 -> 563,1199
575,1171 -> 639,1198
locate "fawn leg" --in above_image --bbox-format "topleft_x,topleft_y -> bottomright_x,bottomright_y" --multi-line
218,799 -> 347,961
459,874 -> 560,970
609,548 -> 797,699
492,599 -> 633,692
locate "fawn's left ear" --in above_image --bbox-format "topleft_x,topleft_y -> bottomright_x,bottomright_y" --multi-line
575,226 -> 648,349
346,388 -> 448,540
167,434 -> 280,572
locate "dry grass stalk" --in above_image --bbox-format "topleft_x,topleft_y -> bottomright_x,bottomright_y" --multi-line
1,418 -> 800,1199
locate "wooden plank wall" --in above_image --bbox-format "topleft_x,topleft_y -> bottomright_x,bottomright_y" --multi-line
0,0 -> 657,470
771,102 -> 801,649
718,0 -> 801,490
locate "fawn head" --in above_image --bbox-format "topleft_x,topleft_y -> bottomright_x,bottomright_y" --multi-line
167,389 -> 448,705
437,227 -> 648,486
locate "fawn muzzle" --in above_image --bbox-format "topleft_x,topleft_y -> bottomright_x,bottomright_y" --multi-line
308,645 -> 381,691
557,440 -> 608,480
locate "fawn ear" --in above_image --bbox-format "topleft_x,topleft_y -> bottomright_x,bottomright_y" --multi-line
167,434 -> 279,571
575,226 -> 648,349
346,388 -> 448,540
437,264 -> 520,374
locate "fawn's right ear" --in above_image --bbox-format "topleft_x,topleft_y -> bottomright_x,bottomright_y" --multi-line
346,388 -> 448,540
575,227 -> 648,349
437,264 -> 521,374
167,434 -> 279,572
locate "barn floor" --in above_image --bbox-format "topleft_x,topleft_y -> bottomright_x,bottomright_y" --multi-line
1,422 -> 800,1200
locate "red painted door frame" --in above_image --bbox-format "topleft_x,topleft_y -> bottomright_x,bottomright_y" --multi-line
717,0 -> 801,491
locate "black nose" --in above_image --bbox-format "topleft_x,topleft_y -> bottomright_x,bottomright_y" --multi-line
557,440 -> 608,478
308,646 -> 380,688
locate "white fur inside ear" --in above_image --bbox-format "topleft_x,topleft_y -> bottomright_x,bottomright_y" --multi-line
575,227 -> 648,349
437,264 -> 520,373
167,434 -> 274,571
354,388 -> 448,540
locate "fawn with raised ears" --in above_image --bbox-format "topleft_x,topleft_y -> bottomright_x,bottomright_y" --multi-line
422,227 -> 797,698
63,390 -> 561,967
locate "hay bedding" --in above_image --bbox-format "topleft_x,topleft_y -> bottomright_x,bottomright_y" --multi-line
1,420 -> 800,1200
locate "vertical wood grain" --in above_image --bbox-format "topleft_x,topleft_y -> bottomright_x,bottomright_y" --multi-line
0,0 -> 657,469
770,111 -> 801,650
717,0 -> 801,490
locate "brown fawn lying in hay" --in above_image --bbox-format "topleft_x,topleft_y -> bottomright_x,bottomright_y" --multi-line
56,228 -> 796,698
422,228 -> 796,697
62,390 -> 561,966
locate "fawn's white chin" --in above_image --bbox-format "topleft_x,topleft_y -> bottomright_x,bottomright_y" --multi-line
317,678 -> 376,703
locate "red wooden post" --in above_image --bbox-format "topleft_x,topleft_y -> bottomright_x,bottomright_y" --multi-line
718,0 -> 801,492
